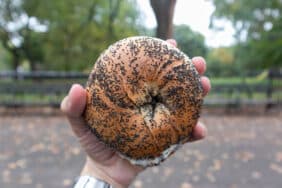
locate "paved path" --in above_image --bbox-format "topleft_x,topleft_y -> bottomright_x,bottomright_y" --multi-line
1,112 -> 282,188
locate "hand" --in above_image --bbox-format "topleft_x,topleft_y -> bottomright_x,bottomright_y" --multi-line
61,40 -> 211,188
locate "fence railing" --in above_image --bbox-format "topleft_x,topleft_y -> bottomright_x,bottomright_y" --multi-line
0,70 -> 281,109
0,71 -> 88,79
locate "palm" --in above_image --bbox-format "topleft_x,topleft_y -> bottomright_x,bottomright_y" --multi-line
76,123 -> 143,186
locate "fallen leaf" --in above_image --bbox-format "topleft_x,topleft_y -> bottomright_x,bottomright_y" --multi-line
163,167 -> 174,177
30,143 -> 45,153
151,166 -> 159,174
270,163 -> 282,174
7,162 -> 17,170
70,147 -> 81,155
2,170 -> 11,183
62,178 -> 72,186
206,172 -> 216,183
235,151 -> 255,162
19,172 -> 33,185
192,175 -> 200,182
251,171 -> 262,179
180,182 -> 193,188
35,183 -> 43,188
275,152 -> 282,163
133,179 -> 143,188
209,159 -> 222,172
16,159 -> 27,169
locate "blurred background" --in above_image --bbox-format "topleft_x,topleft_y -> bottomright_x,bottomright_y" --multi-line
0,0 -> 281,188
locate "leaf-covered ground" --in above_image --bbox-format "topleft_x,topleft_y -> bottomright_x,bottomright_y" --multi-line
1,111 -> 282,188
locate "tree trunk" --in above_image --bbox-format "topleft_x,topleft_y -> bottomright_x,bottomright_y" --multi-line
150,0 -> 177,39
12,50 -> 20,71
10,48 -> 21,79
108,0 -> 122,40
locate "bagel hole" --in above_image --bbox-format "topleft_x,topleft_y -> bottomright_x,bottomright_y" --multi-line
140,93 -> 163,120
151,95 -> 161,112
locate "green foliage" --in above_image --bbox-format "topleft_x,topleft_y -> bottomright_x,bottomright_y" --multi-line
211,0 -> 282,69
0,0 -> 142,71
0,43 -> 11,70
24,0 -> 142,71
173,25 -> 207,58
236,29 -> 282,69
206,47 -> 240,77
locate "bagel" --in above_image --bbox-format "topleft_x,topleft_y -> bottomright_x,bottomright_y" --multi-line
83,36 -> 203,167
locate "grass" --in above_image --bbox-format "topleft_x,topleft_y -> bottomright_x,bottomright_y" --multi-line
211,77 -> 282,86
0,93 -> 65,106
210,77 -> 266,85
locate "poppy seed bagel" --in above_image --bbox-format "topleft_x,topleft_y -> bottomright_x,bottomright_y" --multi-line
83,36 -> 203,167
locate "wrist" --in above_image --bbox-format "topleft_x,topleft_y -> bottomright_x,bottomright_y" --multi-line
74,175 -> 112,188
80,157 -> 127,188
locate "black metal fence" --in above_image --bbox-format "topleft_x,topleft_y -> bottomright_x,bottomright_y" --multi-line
0,70 -> 281,109
0,71 -> 88,108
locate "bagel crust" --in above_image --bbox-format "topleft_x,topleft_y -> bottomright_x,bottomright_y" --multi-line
84,36 -> 203,166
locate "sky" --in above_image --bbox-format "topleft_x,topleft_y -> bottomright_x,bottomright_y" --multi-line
137,0 -> 235,47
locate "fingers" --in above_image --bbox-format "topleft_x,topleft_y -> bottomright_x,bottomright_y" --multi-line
61,84 -> 90,137
167,40 -> 210,95
166,40 -> 206,77
166,39 -> 177,47
61,84 -> 86,117
190,122 -> 207,142
166,41 -> 207,77
191,56 -> 211,96
201,76 -> 211,96
166,40 -> 209,143
192,56 -> 206,75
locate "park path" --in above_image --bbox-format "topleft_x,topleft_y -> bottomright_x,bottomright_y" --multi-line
1,112 -> 282,188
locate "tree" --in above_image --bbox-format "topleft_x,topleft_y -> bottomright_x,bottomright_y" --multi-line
210,0 -> 282,69
173,25 -> 207,58
150,0 -> 177,39
0,0 -> 24,71
0,0 -> 45,71
24,0 -> 141,71
0,43 -> 11,70
207,47 -> 238,77
0,0 -> 142,71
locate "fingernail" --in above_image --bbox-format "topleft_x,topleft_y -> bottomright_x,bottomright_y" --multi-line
201,76 -> 211,96
194,122 -> 206,139
203,127 -> 207,138
193,56 -> 205,63
166,39 -> 177,47
69,84 -> 77,95
200,122 -> 208,138
61,96 -> 70,112
66,84 -> 79,109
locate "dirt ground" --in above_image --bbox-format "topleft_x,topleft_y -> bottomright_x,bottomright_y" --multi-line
1,109 -> 282,188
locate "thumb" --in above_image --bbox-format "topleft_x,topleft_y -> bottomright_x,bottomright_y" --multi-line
61,84 -> 90,137
61,84 -> 86,117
